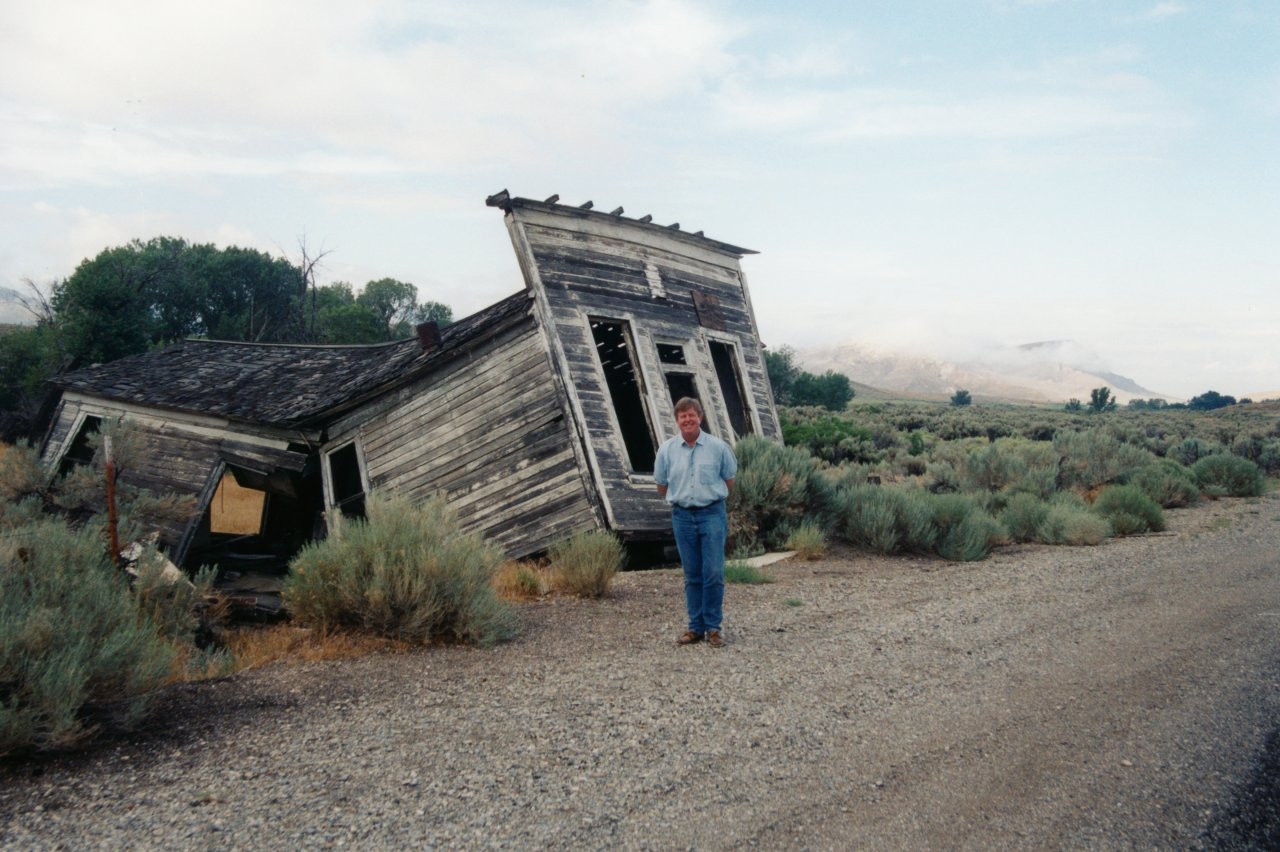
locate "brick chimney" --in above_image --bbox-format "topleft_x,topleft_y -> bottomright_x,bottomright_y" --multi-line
415,320 -> 441,352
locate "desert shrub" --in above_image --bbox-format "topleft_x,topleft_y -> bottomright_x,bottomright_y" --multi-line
925,459 -> 960,493
959,442 -> 1027,493
1092,484 -> 1165,536
785,521 -> 827,560
835,487 -> 1000,561
131,553 -> 217,645
1165,437 -> 1225,467
724,560 -> 774,584
548,529 -> 624,598
902,456 -> 929,477
836,484 -> 901,553
827,462 -> 878,492
0,441 -> 46,512
1042,503 -> 1110,545
931,494 -> 1005,561
782,413 -> 879,464
1257,440 -> 1280,475
1,520 -> 175,756
1230,432 -> 1267,465
493,562 -> 547,601
285,493 -> 516,646
729,436 -> 835,554
1055,430 -> 1159,492
1191,454 -> 1265,498
999,493 -> 1051,543
1127,460 -> 1200,508
835,484 -> 936,555
11,422 -> 196,542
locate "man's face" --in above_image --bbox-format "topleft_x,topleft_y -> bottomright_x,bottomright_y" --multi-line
676,407 -> 702,440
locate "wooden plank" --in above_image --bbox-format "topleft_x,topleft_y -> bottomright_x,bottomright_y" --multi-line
368,394 -> 563,481
480,492 -> 600,554
364,380 -> 558,473
326,317 -> 540,437
385,420 -> 570,499
431,448 -> 580,512
358,345 -> 554,444
446,435 -> 577,496
356,332 -> 551,454
520,220 -> 745,281
453,466 -> 584,523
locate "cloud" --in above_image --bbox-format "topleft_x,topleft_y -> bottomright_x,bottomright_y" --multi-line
1139,3 -> 1188,21
0,0 -> 741,186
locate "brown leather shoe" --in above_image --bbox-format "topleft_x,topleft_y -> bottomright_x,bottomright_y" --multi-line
707,630 -> 725,648
676,630 -> 703,645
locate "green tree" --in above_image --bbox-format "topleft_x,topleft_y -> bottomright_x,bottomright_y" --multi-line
196,245 -> 305,342
792,370 -> 853,411
0,324 -> 64,441
51,243 -> 158,364
950,389 -> 972,407
357,278 -> 418,340
1187,390 -> 1236,411
413,300 -> 453,328
318,304 -> 385,344
764,346 -> 800,404
312,283 -> 383,344
1064,398 -> 1083,411
51,238 -> 305,364
1088,387 -> 1117,413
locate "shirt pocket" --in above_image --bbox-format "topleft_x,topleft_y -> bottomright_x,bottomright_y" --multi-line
696,463 -> 720,487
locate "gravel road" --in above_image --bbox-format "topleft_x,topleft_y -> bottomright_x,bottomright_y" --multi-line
3,493 -> 1278,850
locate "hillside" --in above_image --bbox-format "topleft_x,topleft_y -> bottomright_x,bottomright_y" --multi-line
797,339 -> 1173,405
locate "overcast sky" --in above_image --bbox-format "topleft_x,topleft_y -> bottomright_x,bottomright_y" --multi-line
2,0 -> 1276,398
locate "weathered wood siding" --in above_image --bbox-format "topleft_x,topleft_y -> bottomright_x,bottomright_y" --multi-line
41,394 -> 308,555
505,205 -> 780,537
330,317 -> 600,558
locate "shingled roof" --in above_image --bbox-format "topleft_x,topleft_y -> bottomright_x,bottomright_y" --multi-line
53,291 -> 532,429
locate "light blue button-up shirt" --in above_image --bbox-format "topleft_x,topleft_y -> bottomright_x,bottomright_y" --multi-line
653,430 -> 737,508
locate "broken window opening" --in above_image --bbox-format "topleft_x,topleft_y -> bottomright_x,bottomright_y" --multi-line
184,462 -> 324,621
657,343 -> 687,365
664,372 -> 699,407
327,442 -> 367,519
58,415 -> 103,477
663,373 -> 712,436
589,318 -> 657,473
709,340 -> 753,439
209,470 -> 267,535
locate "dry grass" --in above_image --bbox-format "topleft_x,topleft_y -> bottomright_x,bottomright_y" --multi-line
785,521 -> 827,560
492,560 -> 549,601
547,530 -> 624,597
221,625 -> 409,673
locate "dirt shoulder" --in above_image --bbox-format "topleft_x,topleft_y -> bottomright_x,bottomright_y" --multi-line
3,494 -> 1279,849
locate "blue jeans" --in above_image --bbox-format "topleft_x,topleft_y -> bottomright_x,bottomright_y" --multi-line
672,501 -> 727,633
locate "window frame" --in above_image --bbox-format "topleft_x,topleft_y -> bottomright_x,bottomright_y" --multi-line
584,314 -> 661,477
322,438 -> 370,519
702,332 -> 758,440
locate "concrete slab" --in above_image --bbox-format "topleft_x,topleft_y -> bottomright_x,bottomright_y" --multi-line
741,551 -> 796,568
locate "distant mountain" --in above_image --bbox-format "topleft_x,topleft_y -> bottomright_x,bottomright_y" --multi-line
796,339 -> 1174,405
0,287 -> 34,324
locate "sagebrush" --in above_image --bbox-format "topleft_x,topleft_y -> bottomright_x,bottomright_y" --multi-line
285,493 -> 516,646
1,521 -> 175,756
548,529 -> 624,597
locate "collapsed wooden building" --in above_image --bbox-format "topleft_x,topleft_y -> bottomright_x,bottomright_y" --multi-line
39,191 -> 781,585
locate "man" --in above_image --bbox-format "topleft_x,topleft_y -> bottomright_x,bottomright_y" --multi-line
654,397 -> 737,648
